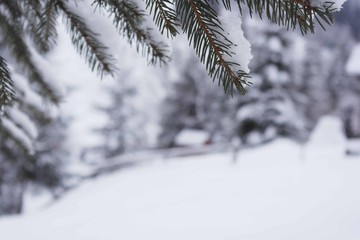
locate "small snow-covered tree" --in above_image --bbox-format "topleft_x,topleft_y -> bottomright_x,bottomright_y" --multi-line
292,22 -> 357,138
158,37 -> 237,147
235,21 -> 305,144
326,27 -> 355,112
93,77 -> 144,159
299,37 -> 329,128
31,116 -> 68,196
0,112 -> 68,215
325,26 -> 360,138
0,12 -> 68,213
158,43 -> 204,147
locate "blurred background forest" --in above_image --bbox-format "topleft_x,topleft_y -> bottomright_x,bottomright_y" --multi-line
1,0 -> 360,218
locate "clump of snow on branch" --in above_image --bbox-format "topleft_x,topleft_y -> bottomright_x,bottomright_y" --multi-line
310,0 -> 348,11
218,11 -> 252,74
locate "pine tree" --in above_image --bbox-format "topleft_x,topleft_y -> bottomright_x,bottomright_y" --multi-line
0,112 -> 68,215
295,21 -> 356,138
31,116 -> 68,197
326,27 -> 355,112
325,26 -> 359,138
235,21 -> 305,145
159,37 -> 236,147
299,36 -> 329,129
158,45 -> 203,147
93,76 -> 144,159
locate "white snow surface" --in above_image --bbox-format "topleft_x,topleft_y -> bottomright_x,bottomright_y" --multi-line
175,129 -> 210,146
307,116 -> 346,146
346,44 -> 360,76
305,116 -> 346,159
1,139 -> 360,240
347,139 -> 360,154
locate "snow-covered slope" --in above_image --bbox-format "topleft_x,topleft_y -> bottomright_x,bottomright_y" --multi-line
1,140 -> 360,240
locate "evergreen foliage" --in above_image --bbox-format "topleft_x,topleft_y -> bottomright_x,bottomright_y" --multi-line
299,37 -> 329,128
158,63 -> 200,147
158,41 -> 209,147
0,0 -> 68,216
231,0 -> 335,34
0,0 -> 343,108
159,39 -> 236,147
35,0 -> 59,53
146,0 -> 179,37
94,77 -> 144,159
0,57 -> 15,108
92,0 -> 169,65
176,0 -> 249,94
235,22 -> 305,144
326,28 -> 354,111
0,114 -> 68,215
325,27 -> 359,138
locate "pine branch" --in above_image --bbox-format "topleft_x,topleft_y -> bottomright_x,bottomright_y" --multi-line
0,11 -> 61,104
15,0 -> 46,51
56,0 -> 117,77
233,0 -> 334,34
34,0 -> 59,53
145,0 -> 179,38
176,0 -> 249,94
93,0 -> 169,65
220,0 -> 232,10
0,57 -> 15,108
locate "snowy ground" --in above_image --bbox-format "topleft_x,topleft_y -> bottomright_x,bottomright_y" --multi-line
1,139 -> 360,240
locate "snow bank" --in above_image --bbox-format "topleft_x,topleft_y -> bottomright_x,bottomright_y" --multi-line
174,129 -> 210,146
347,139 -> 360,155
1,140 -> 360,240
305,116 -> 346,160
346,44 -> 360,76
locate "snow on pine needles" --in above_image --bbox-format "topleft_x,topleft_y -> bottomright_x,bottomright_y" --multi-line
218,11 -> 253,75
310,0 -> 348,11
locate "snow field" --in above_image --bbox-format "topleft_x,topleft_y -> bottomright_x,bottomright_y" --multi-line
1,139 -> 360,240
